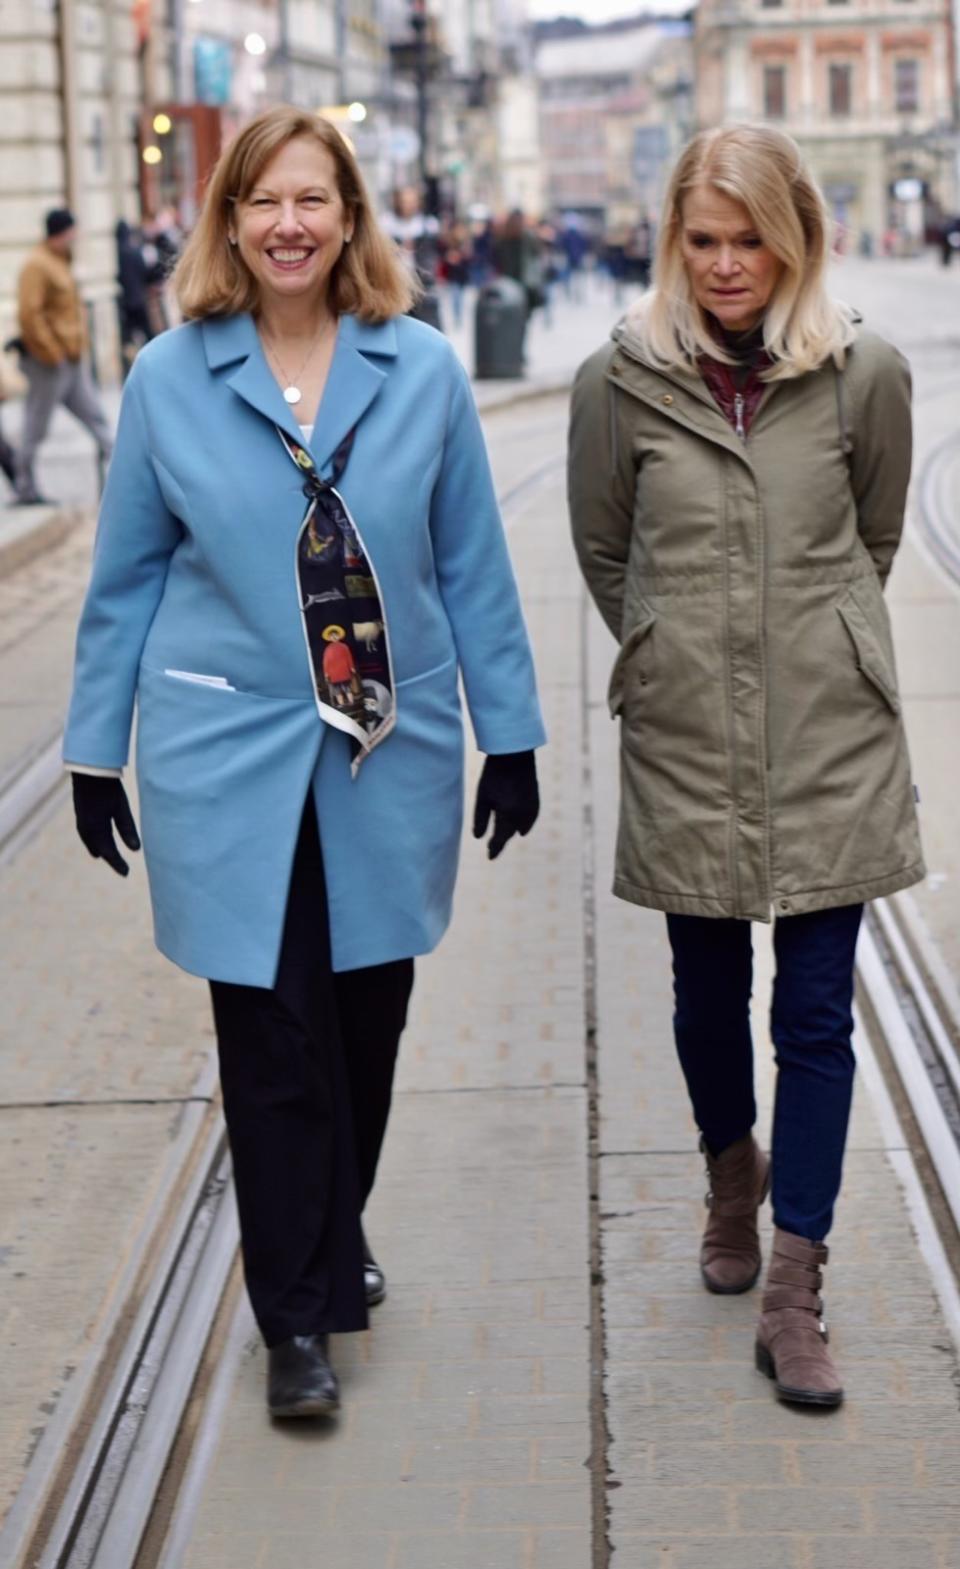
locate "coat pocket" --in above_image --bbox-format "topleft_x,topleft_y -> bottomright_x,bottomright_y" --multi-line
608,609 -> 657,719
164,669 -> 237,691
837,590 -> 900,715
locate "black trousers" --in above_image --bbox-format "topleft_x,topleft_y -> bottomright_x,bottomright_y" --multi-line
209,798 -> 415,1347
0,417 -> 17,487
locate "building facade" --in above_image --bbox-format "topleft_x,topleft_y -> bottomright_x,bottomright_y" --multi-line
535,17 -> 695,228
695,0 -> 958,248
0,0 -> 144,375
0,0 -> 388,382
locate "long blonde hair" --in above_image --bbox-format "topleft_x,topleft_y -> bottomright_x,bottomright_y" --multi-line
632,125 -> 855,380
174,106 -> 416,323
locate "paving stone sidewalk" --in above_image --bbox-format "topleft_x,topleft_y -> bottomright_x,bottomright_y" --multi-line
176,428 -> 960,1568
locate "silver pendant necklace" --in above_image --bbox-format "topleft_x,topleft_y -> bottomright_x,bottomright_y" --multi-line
261,318 -> 332,407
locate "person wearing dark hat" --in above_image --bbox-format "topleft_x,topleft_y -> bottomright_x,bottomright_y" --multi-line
13,207 -> 113,504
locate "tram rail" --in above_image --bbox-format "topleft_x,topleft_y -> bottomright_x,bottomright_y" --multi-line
0,727 -> 67,868
858,894 -> 960,1244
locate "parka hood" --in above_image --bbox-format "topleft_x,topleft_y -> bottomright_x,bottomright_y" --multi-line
609,295 -> 864,369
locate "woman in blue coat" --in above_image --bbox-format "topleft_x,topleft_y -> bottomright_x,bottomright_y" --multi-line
65,107 -> 545,1418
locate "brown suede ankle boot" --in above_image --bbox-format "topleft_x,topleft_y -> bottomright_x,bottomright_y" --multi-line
755,1228 -> 843,1407
699,1133 -> 770,1294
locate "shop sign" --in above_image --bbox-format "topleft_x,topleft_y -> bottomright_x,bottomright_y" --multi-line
194,38 -> 233,106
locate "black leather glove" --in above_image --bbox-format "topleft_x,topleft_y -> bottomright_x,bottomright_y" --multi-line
472,750 -> 540,861
71,773 -> 141,877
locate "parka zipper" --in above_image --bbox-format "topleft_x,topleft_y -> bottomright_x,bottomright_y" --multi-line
733,392 -> 746,441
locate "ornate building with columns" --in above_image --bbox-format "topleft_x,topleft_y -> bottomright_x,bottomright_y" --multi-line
695,0 -> 958,249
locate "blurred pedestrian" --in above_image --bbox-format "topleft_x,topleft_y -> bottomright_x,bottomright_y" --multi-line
0,410 -> 18,497
64,106 -> 544,1421
624,215 -> 654,289
141,207 -> 183,335
569,124 -> 923,1411
0,340 -> 25,495
469,214 -> 495,286
115,219 -> 155,370
535,218 -> 560,326
493,209 -> 544,359
13,208 -> 113,505
381,186 -> 442,329
559,214 -> 589,301
439,219 -> 472,327
603,226 -> 629,305
494,209 -> 545,308
939,216 -> 960,266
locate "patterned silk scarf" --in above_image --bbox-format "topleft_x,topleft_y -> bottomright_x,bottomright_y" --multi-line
278,425 -> 395,775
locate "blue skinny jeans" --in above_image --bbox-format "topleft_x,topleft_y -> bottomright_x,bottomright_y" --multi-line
665,904 -> 864,1242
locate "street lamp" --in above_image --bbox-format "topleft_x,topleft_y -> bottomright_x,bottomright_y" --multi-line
409,0 -> 430,207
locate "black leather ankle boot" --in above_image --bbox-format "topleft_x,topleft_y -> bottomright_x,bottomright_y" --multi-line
363,1232 -> 387,1307
267,1333 -> 340,1418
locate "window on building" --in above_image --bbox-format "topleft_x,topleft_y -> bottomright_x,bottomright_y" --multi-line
760,0 -> 783,10
828,62 -> 853,116
763,64 -> 787,119
894,57 -> 920,112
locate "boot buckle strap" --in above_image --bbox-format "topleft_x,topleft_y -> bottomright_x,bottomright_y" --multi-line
763,1286 -> 824,1313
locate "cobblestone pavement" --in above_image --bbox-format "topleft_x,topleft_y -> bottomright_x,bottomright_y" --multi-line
1,260 -> 960,1563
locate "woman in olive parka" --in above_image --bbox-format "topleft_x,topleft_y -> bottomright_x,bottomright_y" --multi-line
568,125 -> 923,1409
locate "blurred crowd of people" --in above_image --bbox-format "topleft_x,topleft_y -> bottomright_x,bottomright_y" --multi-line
381,185 -> 660,333
1,190 -> 655,504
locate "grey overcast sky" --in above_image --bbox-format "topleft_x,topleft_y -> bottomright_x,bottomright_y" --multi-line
528,0 -> 691,18
528,0 -> 667,17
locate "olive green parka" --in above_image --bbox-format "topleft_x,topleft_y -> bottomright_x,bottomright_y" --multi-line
568,316 -> 924,921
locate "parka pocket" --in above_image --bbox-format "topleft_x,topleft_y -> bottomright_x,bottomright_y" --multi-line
608,609 -> 657,719
837,589 -> 900,715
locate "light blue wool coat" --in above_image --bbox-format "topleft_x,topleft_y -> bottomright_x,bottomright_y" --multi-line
64,311 -> 546,986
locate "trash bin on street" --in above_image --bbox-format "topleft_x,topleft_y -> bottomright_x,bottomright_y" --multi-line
474,277 -> 527,379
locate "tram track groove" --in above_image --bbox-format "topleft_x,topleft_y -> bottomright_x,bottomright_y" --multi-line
0,1057 -> 222,1569
858,894 -> 960,1246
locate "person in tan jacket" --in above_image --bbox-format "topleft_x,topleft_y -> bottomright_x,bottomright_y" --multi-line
13,208 -> 113,504
569,125 -> 924,1410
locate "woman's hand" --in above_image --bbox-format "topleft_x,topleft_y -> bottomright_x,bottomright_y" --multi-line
472,750 -> 540,861
71,774 -> 141,877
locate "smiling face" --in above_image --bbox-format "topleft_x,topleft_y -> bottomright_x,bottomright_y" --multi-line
680,183 -> 782,333
229,136 -> 353,312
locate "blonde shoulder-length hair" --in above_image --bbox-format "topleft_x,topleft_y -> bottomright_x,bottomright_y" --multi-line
174,105 -> 416,323
631,124 -> 856,381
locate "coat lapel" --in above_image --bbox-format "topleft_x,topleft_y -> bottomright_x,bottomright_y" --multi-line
201,312 -> 397,471
203,314 -> 303,446
310,314 -> 394,474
